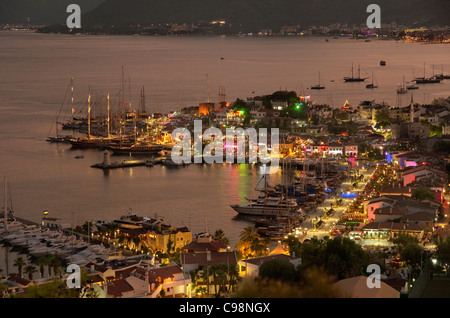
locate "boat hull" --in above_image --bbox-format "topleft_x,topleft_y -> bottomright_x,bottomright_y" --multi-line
230,204 -> 299,218
108,145 -> 164,155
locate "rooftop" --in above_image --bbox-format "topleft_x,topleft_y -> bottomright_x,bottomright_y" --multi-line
181,251 -> 237,267
362,221 -> 424,232
240,253 -> 299,266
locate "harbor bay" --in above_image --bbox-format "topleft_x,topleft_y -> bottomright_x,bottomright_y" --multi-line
1,29 -> 450,299
1,31 -> 449,243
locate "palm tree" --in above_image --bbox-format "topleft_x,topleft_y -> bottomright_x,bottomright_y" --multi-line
250,238 -> 263,256
214,264 -> 228,295
239,226 -> 259,242
189,269 -> 200,288
51,257 -> 61,277
13,257 -> 26,277
212,229 -> 230,246
44,254 -> 55,277
227,264 -> 241,292
37,257 -> 46,278
237,226 -> 260,258
199,267 -> 211,296
24,265 -> 37,281
208,265 -> 220,295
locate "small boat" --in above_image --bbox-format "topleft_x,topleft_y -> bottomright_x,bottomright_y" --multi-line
311,71 -> 325,90
380,60 -> 386,66
161,158 -> 188,167
435,74 -> 450,80
396,76 -> 407,94
145,160 -> 154,167
406,83 -> 419,90
47,135 -> 73,143
434,64 -> 450,80
107,143 -> 165,155
366,71 -> 378,89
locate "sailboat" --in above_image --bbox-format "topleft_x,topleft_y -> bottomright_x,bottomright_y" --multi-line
311,72 -> 325,90
405,69 -> 419,90
344,63 -> 368,82
406,82 -> 419,90
69,94 -> 102,148
1,177 -> 15,234
396,76 -> 407,94
435,64 -> 450,80
366,71 -> 378,88
414,63 -> 441,84
47,78 -> 75,143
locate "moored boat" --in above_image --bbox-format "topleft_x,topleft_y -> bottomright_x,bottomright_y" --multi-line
230,196 -> 302,218
344,63 -> 368,82
107,143 -> 165,155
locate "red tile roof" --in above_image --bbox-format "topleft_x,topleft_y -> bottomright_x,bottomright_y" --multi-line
106,279 -> 134,297
146,264 -> 184,283
115,266 -> 138,279
241,254 -> 298,266
181,251 -> 237,267
7,275 -> 31,286
374,206 -> 407,216
182,240 -> 228,252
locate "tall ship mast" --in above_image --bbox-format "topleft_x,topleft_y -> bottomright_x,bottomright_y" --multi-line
344,63 -> 368,82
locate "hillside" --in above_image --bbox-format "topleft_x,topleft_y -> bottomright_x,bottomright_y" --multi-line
0,0 -> 105,25
3,0 -> 449,31
81,0 -> 450,31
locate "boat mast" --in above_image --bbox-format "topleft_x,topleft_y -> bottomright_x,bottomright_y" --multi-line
3,177 -> 8,233
122,65 -> 125,112
107,93 -> 110,139
71,77 -> 75,119
88,94 -> 91,140
141,86 -> 146,113
128,75 -> 132,112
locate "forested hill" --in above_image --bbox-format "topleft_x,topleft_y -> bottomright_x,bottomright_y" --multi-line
82,0 -> 449,30
0,0 -> 104,25
3,0 -> 449,31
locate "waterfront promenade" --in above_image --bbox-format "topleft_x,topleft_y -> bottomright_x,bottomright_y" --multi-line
294,162 -> 376,242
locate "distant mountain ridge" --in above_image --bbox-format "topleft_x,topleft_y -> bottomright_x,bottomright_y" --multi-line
2,0 -> 449,30
0,0 -> 105,25
82,0 -> 450,31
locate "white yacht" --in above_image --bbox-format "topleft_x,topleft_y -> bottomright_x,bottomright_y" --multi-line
230,196 -> 302,217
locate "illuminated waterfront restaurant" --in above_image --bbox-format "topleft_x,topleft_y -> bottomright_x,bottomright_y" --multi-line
362,221 -> 424,241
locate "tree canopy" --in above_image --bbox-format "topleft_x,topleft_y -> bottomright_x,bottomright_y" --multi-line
283,236 -> 371,280
411,187 -> 436,202
258,258 -> 298,283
